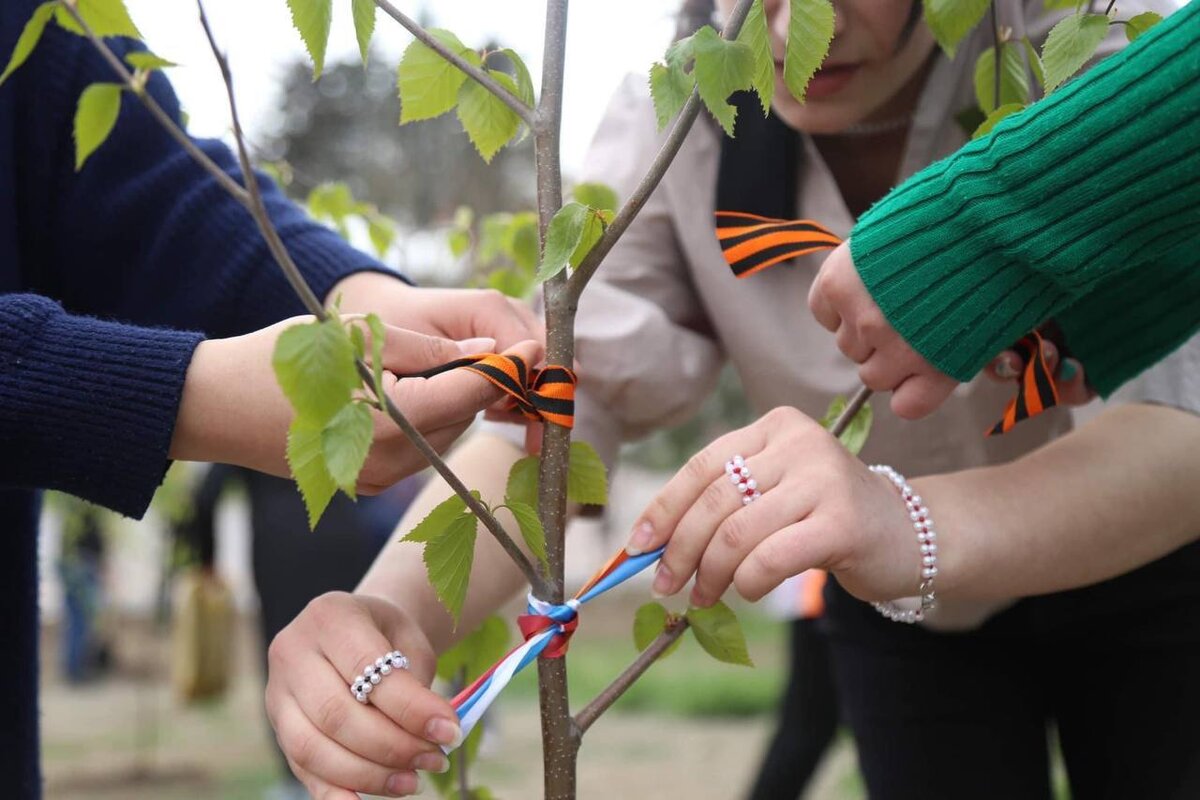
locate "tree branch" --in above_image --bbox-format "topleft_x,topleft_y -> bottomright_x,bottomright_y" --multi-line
566,0 -> 757,303
373,0 -> 535,127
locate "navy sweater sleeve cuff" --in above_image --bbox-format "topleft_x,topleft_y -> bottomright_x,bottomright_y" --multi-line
0,294 -> 203,518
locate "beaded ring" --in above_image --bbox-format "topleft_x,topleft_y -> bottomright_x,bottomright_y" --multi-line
351,650 -> 409,704
724,455 -> 761,505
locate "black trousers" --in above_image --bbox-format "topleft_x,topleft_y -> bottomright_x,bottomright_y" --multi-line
823,541 -> 1200,800
747,618 -> 840,800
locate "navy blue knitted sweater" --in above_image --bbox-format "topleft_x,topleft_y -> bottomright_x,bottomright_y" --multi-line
0,5 -> 397,794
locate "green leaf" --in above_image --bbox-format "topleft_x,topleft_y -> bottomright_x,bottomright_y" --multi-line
54,0 -> 142,39
284,0 -> 332,79
448,227 -> 471,258
365,314 -> 387,405
1,2 -> 56,87
972,102 -> 1025,139
436,615 -> 510,683
507,213 -> 540,273
537,201 -> 590,282
1041,13 -> 1109,93
422,508 -> 479,624
1124,11 -> 1162,42
1043,0 -> 1084,10
738,0 -> 775,114
1021,36 -> 1045,89
287,419 -> 338,528
567,441 -> 608,506
691,26 -> 755,136
498,48 -> 535,107
456,71 -> 521,162
124,51 -> 176,71
74,83 -> 123,171
973,42 -> 1030,113
351,0 -> 375,65
506,456 -> 540,508
321,402 -> 373,497
485,268 -> 530,298
648,61 -> 695,131
570,208 -> 610,271
921,0 -> 990,58
398,29 -> 480,123
819,395 -> 874,456
505,501 -> 548,569
783,0 -> 835,103
307,181 -> 356,239
366,215 -> 394,257
686,600 -> 754,667
272,318 -> 359,426
633,602 -> 684,659
572,182 -> 619,214
403,493 -> 469,544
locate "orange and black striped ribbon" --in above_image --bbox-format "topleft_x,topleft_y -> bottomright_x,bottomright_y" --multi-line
985,330 -> 1060,436
401,354 -> 576,429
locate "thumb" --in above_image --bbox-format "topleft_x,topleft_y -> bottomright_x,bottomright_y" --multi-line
376,325 -> 472,374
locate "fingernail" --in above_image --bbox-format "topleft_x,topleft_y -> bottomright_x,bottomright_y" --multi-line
1041,340 -> 1057,362
689,586 -> 708,608
651,563 -> 673,598
1059,358 -> 1079,381
626,521 -> 654,556
412,751 -> 450,773
425,717 -> 463,748
386,771 -> 419,796
993,355 -> 1019,379
457,337 -> 495,354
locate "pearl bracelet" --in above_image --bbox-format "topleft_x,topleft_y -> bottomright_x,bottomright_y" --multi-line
868,465 -> 937,624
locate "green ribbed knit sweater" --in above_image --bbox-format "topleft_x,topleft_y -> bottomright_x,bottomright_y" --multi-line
850,1 -> 1199,396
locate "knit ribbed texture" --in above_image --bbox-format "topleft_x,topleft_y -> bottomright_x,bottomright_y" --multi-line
850,1 -> 1200,396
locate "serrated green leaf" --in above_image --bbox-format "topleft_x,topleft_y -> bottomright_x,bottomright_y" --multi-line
1,2 -> 56,87
1021,36 -> 1045,89
572,182 -> 619,213
537,201 -> 590,282
321,402 -> 373,497
436,615 -> 510,683
55,0 -> 141,39
365,314 -> 387,404
738,0 -> 774,114
922,0 -> 990,58
506,456 -> 540,508
1124,11 -> 1162,42
423,509 -> 478,624
307,181 -> 356,239
973,42 -> 1030,113
402,493 -> 470,544
691,26 -> 755,136
649,61 -> 695,130
74,83 -> 123,171
570,208 -> 609,270
124,51 -> 176,72
783,0 -> 835,103
287,418 -> 338,528
497,48 -> 535,107
272,318 -> 359,426
686,601 -> 754,667
972,102 -> 1025,139
284,0 -> 332,79
398,29 -> 480,124
457,71 -> 521,162
567,441 -> 608,506
505,501 -> 548,569
351,0 -> 375,65
633,602 -> 684,659
819,395 -> 874,456
1041,13 -> 1109,93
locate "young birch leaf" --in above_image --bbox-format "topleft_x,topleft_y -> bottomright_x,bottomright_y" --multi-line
633,602 -> 684,659
287,419 -> 338,528
686,600 -> 754,667
738,0 -> 775,114
921,0 -> 990,58
366,214 -> 395,257
819,395 -> 874,456
284,0 -> 332,79
55,0 -> 142,39
436,615 -> 510,682
124,51 -> 176,71
1041,13 -> 1109,93
569,209 -> 609,270
351,0 -> 375,65
783,0 -> 835,103
973,42 -> 1030,113
1124,11 -> 1163,42
508,213 -> 541,273
505,500 -> 548,569
497,48 -> 536,106
398,29 -> 480,123
1021,36 -> 1045,89
649,61 -> 695,130
973,102 -> 1025,139
537,201 -> 590,282
457,71 -> 522,163
365,314 -> 387,404
74,83 -> 123,171
567,441 -> 608,505
272,318 -> 359,426
1,2 -> 56,87
506,456 -> 541,508
321,402 -> 373,497
572,182 -> 619,213
403,493 -> 470,544
691,26 -> 755,136
423,511 -> 478,624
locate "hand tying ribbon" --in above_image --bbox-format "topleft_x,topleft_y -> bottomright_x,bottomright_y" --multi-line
401,354 -> 577,429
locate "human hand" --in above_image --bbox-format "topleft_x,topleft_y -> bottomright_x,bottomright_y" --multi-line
266,592 -> 460,798
985,337 -> 1095,407
623,406 -> 929,608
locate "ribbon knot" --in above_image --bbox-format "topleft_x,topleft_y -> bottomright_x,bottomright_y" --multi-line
518,596 -> 580,659
401,354 -> 577,428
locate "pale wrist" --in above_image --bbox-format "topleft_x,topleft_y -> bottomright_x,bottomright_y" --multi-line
328,270 -> 410,310
170,338 -> 228,464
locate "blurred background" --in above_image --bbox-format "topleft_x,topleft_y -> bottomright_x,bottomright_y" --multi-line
37,1 -> 868,798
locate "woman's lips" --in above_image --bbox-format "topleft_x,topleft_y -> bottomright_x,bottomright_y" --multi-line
777,62 -> 860,99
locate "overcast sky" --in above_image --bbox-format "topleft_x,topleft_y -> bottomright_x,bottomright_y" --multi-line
125,1 -> 680,176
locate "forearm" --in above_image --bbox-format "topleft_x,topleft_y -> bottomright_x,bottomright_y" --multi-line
918,403 -> 1200,601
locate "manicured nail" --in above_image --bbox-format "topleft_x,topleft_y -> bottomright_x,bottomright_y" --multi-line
626,521 -> 655,556
651,563 -> 673,598
993,355 -> 1019,379
1059,358 -> 1079,381
457,337 -> 495,354
386,771 -> 419,796
412,751 -> 450,773
425,717 -> 463,748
